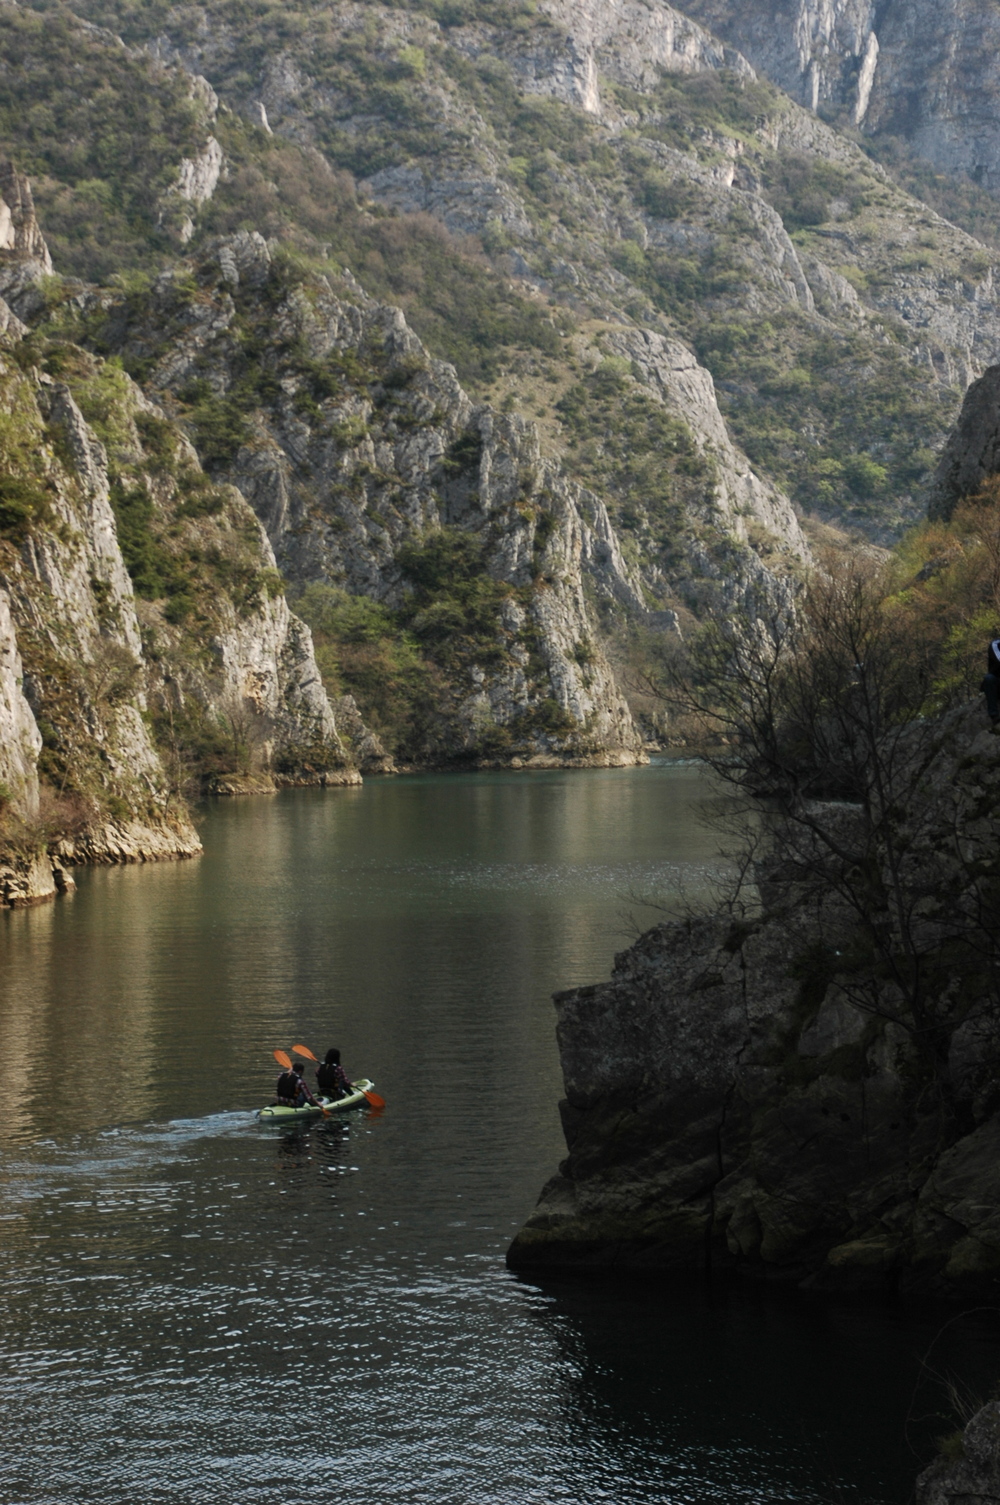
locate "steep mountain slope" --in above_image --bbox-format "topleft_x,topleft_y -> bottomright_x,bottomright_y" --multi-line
42,0 -> 1000,541
49,231 -> 656,765
0,173 -> 355,903
672,0 -> 1000,200
5,0 -> 1000,828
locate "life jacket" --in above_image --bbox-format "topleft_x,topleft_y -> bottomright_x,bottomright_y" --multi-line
276,1070 -> 298,1101
317,1061 -> 346,1097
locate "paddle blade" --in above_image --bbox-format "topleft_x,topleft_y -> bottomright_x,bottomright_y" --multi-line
292,1044 -> 319,1062
363,1090 -> 386,1110
273,1049 -> 293,1070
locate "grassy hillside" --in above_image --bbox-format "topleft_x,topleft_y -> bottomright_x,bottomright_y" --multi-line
22,0 -> 996,540
3,0 -> 999,585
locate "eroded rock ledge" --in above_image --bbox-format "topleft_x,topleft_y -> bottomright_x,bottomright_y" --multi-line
509,705 -> 1000,1298
917,1401 -> 1000,1505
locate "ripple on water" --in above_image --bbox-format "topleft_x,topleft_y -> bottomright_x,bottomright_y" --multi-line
0,771 -> 992,1504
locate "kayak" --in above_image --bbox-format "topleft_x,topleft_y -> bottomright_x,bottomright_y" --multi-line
257,1079 -> 376,1122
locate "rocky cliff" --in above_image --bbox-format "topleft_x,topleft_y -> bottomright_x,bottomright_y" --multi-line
918,1401 -> 1000,1505
673,0 -> 1000,197
0,167 -> 354,905
928,363 -> 1000,521
508,701 -> 1000,1296
53,230 -> 653,765
65,0 -> 1000,541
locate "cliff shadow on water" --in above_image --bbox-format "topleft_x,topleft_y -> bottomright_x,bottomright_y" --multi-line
512,1268 -> 1000,1504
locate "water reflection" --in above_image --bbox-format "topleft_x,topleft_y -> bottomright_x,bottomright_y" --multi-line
0,766 -> 995,1503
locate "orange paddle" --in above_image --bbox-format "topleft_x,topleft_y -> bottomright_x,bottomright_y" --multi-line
273,1047 -> 330,1116
294,1043 -> 385,1109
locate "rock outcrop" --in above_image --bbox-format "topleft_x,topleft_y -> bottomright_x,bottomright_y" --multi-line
928,364 -> 1000,521
0,162 -> 53,325
0,585 -> 41,818
333,695 -> 396,774
508,704 -> 1000,1297
672,0 -> 878,118
917,1402 -> 1000,1505
673,0 -> 1000,195
0,178 -> 354,904
80,233 -> 663,764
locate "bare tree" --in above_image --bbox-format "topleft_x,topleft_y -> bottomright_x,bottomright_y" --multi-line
216,689 -> 275,775
650,557 -> 1000,1120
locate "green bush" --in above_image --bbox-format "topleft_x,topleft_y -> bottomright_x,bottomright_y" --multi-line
292,581 -> 439,758
109,478 -> 189,600
397,527 -> 515,664
0,475 -> 53,538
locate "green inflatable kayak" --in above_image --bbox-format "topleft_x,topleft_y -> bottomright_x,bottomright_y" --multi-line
257,1079 -> 375,1122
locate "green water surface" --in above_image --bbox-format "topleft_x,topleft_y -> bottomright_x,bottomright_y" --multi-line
0,764 -> 995,1504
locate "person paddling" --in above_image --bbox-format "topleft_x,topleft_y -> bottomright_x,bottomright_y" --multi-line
983,636 -> 1000,730
274,1064 -> 299,1105
290,1062 -> 320,1108
316,1048 -> 353,1101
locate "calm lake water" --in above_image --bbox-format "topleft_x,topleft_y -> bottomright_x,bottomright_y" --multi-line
0,763 -> 997,1504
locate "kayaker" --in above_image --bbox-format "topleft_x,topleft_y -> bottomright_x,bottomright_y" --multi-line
274,1065 -> 299,1105
316,1048 -> 353,1100
291,1062 -> 320,1108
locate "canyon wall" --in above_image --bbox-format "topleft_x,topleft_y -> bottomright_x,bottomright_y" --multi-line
0,170 -> 353,903
509,695 -> 1000,1296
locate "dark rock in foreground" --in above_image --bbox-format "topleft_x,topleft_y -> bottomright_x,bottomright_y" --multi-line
509,705 -> 1000,1297
917,1402 -> 1000,1505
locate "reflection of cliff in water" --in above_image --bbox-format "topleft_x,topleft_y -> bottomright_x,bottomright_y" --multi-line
519,1272 -> 1000,1504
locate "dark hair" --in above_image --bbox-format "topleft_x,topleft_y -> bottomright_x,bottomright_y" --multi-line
292,1063 -> 303,1074
324,1049 -> 341,1065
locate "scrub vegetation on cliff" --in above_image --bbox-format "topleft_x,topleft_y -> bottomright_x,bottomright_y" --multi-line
510,482 -> 1000,1292
7,0 -> 1000,891
9,0 -> 1000,546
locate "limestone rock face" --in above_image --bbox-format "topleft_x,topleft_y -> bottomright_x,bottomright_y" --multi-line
163,135 -> 225,244
674,0 -> 1000,191
0,368 -> 200,867
518,0 -> 756,111
0,587 -> 41,818
0,263 -> 351,899
917,1402 -> 1000,1505
333,695 -> 396,774
673,0 -> 877,117
0,162 -> 52,272
928,365 -> 1000,521
0,162 -> 53,323
508,704 -> 1000,1294
600,326 -> 806,575
94,238 -> 660,764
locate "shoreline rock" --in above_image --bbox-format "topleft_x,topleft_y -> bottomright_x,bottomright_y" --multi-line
0,821 -> 202,909
207,768 -> 362,796
508,702 -> 1000,1298
917,1401 -> 1000,1505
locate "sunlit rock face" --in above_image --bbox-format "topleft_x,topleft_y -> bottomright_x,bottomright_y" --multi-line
673,0 -> 1000,189
0,175 -> 359,900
